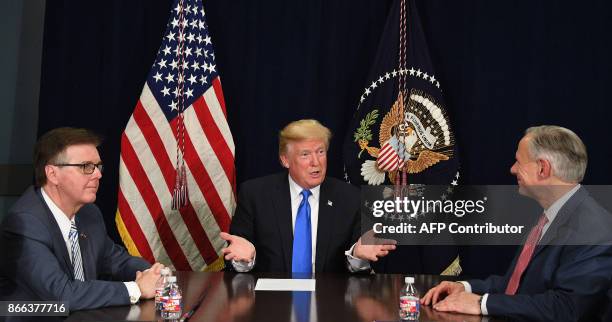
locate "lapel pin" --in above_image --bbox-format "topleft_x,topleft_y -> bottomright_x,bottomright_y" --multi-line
327,200 -> 333,207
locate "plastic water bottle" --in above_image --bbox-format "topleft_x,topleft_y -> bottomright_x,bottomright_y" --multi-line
154,267 -> 172,311
399,276 -> 420,320
161,276 -> 182,320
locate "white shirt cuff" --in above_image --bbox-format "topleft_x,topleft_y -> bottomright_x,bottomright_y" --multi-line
231,252 -> 256,272
481,293 -> 489,315
124,281 -> 141,304
345,243 -> 371,272
458,281 -> 472,293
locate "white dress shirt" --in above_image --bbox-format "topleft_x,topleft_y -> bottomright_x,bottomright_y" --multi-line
461,184 -> 580,315
41,188 -> 141,304
232,175 -> 370,272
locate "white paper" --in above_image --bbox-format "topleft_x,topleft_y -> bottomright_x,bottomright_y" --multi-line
254,278 -> 316,291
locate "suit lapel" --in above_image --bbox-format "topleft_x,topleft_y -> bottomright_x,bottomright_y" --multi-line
315,179 -> 334,273
35,188 -> 74,277
273,175 -> 294,272
534,187 -> 586,257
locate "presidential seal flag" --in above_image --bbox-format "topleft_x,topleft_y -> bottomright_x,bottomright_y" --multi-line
116,0 -> 236,271
343,0 -> 460,275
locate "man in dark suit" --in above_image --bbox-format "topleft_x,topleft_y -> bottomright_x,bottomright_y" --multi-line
421,125 -> 612,321
0,127 -> 164,311
220,119 -> 396,273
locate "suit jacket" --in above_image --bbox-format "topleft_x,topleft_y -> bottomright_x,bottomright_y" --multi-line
229,172 -> 361,273
0,186 -> 150,311
468,187 -> 612,321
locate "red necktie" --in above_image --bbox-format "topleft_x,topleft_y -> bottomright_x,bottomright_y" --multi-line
505,214 -> 549,295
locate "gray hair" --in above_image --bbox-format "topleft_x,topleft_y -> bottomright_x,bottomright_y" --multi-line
524,125 -> 587,183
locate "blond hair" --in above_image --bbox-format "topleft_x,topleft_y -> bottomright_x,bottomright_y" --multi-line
279,119 -> 332,155
525,125 -> 587,183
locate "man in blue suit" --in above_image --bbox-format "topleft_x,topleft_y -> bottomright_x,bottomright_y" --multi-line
421,125 -> 612,321
0,127 -> 164,312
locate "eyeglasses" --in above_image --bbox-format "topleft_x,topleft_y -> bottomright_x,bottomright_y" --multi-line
53,162 -> 104,175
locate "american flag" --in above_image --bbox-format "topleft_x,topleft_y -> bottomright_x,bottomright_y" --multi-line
115,0 -> 235,271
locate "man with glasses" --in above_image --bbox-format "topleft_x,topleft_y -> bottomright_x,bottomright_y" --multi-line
0,127 -> 164,311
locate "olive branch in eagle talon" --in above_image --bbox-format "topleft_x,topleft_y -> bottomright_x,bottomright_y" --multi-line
354,109 -> 380,159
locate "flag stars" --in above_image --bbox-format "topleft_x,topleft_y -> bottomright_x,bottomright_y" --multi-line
207,63 -> 216,74
153,72 -> 163,82
436,82 -> 441,88
204,36 -> 212,45
195,47 -> 202,57
157,59 -> 167,69
187,33 -> 195,43
377,76 -> 384,84
416,69 -> 422,77
173,87 -> 180,97
165,73 -> 175,83
170,59 -> 179,70
162,46 -> 172,56
171,18 -> 179,28
178,73 -> 185,84
178,32 -> 185,43
198,20 -> 205,29
423,72 -> 429,80
169,100 -> 178,111
185,47 -> 193,56
191,61 -> 200,70
384,72 -> 391,80
185,88 -> 194,98
429,75 -> 436,84
370,81 -> 378,89
196,34 -> 203,43
199,75 -> 208,85
161,86 -> 171,96
409,67 -> 416,75
392,70 -> 398,77
188,74 -> 198,85
166,31 -> 176,42
365,88 -> 371,95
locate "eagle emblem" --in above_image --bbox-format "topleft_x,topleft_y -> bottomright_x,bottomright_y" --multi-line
354,89 -> 455,185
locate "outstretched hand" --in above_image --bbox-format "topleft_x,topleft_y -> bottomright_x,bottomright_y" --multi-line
352,230 -> 397,262
220,232 -> 256,262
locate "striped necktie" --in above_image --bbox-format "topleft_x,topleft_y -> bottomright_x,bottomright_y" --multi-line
69,221 -> 85,281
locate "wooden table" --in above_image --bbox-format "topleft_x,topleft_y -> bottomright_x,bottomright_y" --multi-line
65,271 -> 500,322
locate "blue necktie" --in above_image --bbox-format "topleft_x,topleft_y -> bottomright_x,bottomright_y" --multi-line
292,189 -> 312,273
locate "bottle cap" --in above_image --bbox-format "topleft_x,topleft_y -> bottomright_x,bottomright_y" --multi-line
167,276 -> 177,282
405,276 -> 414,284
161,267 -> 171,276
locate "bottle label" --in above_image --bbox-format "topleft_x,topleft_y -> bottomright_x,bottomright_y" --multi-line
399,295 -> 419,313
154,289 -> 163,303
162,295 -> 182,313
